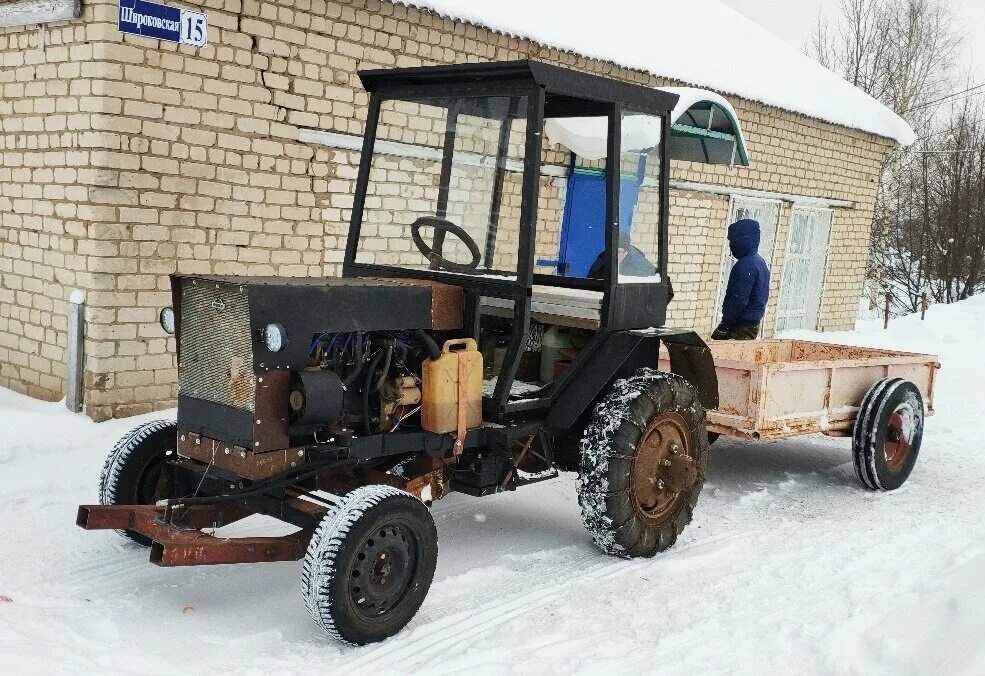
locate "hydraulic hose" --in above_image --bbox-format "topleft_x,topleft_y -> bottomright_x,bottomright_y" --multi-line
342,331 -> 365,388
414,329 -> 441,360
375,342 -> 394,392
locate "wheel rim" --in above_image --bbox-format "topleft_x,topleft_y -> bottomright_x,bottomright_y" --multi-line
884,404 -> 916,471
349,523 -> 418,619
630,412 -> 697,525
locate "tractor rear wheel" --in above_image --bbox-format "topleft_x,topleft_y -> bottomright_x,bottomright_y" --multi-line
853,378 -> 924,490
302,485 -> 437,645
98,419 -> 181,546
577,369 -> 708,558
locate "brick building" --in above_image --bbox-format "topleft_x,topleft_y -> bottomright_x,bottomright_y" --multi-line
0,0 -> 913,419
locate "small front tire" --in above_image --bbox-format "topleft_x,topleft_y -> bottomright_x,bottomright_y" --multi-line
98,419 -> 180,546
302,485 -> 438,645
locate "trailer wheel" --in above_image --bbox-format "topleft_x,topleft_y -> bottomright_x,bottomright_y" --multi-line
302,485 -> 437,645
853,378 -> 924,490
577,369 -> 708,558
98,419 -> 180,546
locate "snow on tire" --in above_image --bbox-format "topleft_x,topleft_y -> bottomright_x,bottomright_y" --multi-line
853,378 -> 924,490
302,485 -> 437,645
577,369 -> 708,558
98,419 -> 179,546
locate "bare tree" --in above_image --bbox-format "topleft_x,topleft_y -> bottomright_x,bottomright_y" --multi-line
872,104 -> 985,312
809,0 -> 969,313
810,0 -> 961,124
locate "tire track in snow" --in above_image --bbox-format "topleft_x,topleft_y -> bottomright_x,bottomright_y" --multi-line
342,532 -> 741,673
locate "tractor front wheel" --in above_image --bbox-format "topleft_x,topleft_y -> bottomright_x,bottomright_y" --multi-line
98,419 -> 181,546
302,485 -> 438,645
577,369 -> 708,558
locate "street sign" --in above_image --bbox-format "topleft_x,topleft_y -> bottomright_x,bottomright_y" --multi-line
118,0 -> 208,48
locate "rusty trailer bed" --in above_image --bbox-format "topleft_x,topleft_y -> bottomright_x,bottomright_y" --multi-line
662,339 -> 939,440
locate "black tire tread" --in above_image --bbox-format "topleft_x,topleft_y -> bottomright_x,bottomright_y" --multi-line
577,369 -> 708,558
852,378 -> 901,489
98,419 -> 178,545
301,485 -> 437,645
852,378 -> 924,491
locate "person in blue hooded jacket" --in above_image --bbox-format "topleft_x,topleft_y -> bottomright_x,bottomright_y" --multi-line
712,218 -> 770,340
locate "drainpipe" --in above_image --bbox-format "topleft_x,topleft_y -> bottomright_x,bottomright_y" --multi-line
66,290 -> 85,413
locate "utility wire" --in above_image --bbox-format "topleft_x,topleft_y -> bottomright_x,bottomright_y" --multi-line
909,82 -> 985,111
911,148 -> 983,154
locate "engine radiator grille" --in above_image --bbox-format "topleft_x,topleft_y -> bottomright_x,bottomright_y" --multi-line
178,280 -> 255,411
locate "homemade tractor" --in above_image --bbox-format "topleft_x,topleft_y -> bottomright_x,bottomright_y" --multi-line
77,60 -> 935,645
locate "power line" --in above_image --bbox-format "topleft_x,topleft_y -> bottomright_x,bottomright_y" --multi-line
910,82 -> 985,111
916,116 -> 983,143
912,148 -> 982,154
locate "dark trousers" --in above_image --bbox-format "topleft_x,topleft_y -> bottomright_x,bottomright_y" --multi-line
711,323 -> 760,340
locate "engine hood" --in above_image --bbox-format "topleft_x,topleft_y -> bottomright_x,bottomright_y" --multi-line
171,274 -> 463,371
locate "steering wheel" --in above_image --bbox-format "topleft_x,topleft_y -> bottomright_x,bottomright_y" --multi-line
410,216 -> 482,273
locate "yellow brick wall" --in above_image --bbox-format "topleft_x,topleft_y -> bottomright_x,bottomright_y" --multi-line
0,0 -> 894,419
0,5 -> 111,401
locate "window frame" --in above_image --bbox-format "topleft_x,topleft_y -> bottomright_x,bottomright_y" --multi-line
775,206 -> 835,332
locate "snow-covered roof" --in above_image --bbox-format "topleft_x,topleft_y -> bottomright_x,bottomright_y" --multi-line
397,0 -> 916,146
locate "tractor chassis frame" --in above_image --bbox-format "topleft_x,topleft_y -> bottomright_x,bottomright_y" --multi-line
76,423 -> 555,567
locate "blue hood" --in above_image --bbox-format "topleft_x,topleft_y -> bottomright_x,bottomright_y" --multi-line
728,219 -> 761,259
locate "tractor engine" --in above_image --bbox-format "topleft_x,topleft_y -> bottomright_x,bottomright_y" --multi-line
165,274 -> 464,478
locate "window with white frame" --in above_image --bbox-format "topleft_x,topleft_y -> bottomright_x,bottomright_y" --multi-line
0,1 -> 79,29
775,207 -> 834,332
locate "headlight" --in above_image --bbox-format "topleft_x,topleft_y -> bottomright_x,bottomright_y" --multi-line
263,323 -> 287,352
159,307 -> 176,335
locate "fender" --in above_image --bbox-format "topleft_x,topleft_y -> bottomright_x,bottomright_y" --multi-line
546,328 -> 719,431
656,329 -> 719,411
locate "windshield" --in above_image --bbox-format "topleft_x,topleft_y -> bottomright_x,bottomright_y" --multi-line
355,95 -> 530,280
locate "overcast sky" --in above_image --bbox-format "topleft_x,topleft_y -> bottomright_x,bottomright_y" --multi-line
721,0 -> 985,86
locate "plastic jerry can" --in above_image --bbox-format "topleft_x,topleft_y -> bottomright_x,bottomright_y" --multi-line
421,338 -> 484,434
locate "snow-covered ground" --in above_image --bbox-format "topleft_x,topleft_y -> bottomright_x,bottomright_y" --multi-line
2,298 -> 984,675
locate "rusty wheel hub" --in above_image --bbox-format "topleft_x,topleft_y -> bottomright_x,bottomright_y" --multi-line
630,412 -> 697,525
884,404 -> 915,471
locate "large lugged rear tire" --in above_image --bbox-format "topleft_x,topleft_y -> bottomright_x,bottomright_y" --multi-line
853,378 -> 924,490
302,485 -> 438,645
577,369 -> 708,558
98,419 -> 180,546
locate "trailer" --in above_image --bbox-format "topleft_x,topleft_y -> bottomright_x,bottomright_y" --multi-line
662,339 -> 938,489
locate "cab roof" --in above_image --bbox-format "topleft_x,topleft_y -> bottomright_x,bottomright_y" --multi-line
358,59 -> 680,118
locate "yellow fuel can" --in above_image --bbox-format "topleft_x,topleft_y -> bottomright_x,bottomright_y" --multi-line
421,338 -> 483,435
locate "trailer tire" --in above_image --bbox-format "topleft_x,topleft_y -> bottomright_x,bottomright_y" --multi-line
577,369 -> 708,558
98,419 -> 180,546
302,485 -> 437,645
853,378 -> 924,491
